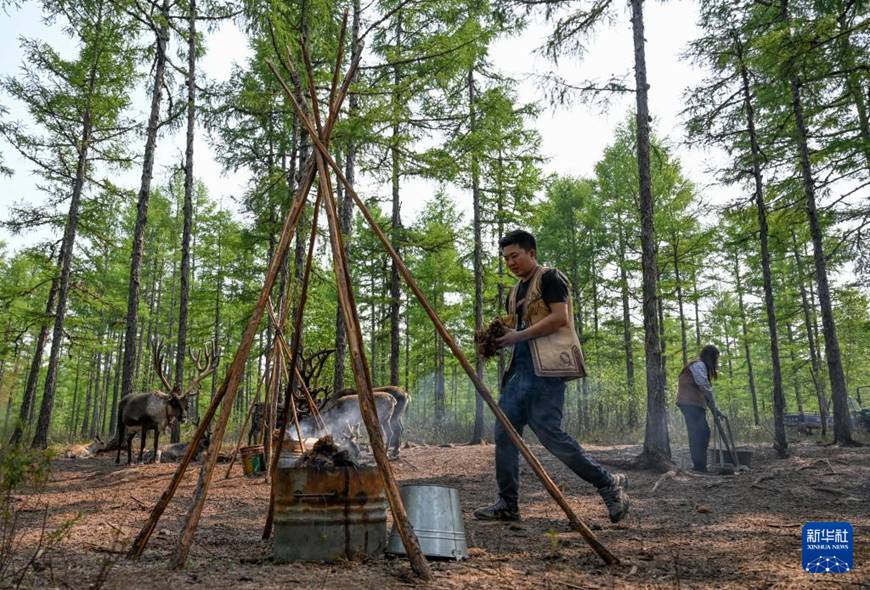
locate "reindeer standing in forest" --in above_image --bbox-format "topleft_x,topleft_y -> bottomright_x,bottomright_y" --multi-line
116,341 -> 217,465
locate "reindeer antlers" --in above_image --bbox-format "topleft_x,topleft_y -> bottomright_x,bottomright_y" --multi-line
183,343 -> 218,398
151,339 -> 173,393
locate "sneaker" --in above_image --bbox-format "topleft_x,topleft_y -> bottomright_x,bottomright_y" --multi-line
473,498 -> 520,522
599,473 -> 630,523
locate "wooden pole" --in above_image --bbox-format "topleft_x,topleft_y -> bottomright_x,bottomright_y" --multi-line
162,46 -> 362,571
262,190 -> 322,538
127,176 -> 310,560
224,369 -> 268,479
280,46 -> 431,580
270,60 -> 619,566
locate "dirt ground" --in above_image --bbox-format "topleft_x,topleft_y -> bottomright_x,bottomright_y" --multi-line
6,440 -> 869,589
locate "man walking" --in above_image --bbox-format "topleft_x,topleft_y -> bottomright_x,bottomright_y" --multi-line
474,230 -> 630,523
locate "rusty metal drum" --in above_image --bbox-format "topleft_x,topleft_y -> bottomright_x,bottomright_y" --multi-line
273,464 -> 387,562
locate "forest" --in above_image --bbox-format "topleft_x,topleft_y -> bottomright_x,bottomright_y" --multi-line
0,0 -> 867,587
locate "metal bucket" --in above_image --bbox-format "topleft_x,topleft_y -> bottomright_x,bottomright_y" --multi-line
240,445 -> 265,476
708,448 -> 754,468
386,484 -> 468,560
273,464 -> 387,562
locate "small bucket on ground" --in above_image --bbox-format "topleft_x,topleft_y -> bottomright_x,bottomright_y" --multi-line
240,445 -> 265,476
386,484 -> 468,560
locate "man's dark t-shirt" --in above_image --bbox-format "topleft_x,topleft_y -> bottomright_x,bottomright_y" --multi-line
507,268 -> 570,367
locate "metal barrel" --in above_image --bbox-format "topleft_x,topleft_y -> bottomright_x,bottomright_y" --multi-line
273,464 -> 387,562
386,484 -> 468,560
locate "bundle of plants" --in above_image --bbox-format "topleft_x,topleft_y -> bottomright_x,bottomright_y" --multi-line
475,316 -> 510,359
296,435 -> 358,470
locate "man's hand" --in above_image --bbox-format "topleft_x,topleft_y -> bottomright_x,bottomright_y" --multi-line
496,329 -> 524,348
712,407 -> 725,419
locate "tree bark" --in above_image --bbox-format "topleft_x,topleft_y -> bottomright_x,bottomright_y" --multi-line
470,65 -> 485,444
10,268 -> 59,445
30,2 -> 105,446
334,0 -> 360,393
388,11 -> 404,387
736,33 -> 787,454
734,253 -> 760,426
173,0 -> 197,442
618,216 -> 636,428
672,237 -> 688,367
631,0 -> 670,467
781,0 -> 853,444
119,0 -> 170,426
791,230 -> 828,433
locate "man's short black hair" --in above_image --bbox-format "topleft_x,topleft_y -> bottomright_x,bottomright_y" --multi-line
499,230 -> 536,253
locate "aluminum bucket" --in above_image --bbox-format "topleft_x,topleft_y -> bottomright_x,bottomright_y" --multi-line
386,484 -> 468,560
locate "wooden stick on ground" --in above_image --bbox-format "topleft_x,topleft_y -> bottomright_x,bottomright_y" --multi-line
272,60 -> 619,566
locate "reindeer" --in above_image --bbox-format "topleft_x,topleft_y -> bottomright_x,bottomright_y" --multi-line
301,385 -> 411,458
373,386 -> 411,458
116,341 -> 217,465
248,348 -> 333,446
64,436 -> 105,459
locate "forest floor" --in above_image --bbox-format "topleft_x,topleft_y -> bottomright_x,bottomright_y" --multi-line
5,439 -> 869,589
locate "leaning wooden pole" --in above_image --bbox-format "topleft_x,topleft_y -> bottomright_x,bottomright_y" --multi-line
269,46 -> 431,580
163,46 -> 362,571
274,64 -> 618,565
316,132 -> 432,583
224,369 -> 269,479
263,189 -> 323,539
127,178 -> 310,560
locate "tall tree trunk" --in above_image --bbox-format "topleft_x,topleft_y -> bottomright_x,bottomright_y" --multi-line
736,33 -> 787,454
30,2 -> 105,446
691,264 -> 701,346
138,246 -> 159,388
100,341 -> 113,436
388,11 -> 404,387
211,226 -> 223,405
618,217 -> 637,428
791,230 -> 828,433
109,332 -> 122,436
81,353 -> 95,438
781,0 -> 853,444
335,0 -> 361,393
786,323 -> 803,414
10,269 -> 59,445
172,0 -> 197,442
470,66 -> 485,444
631,0 -> 670,467
66,353 -> 80,438
835,7 -> 870,171
3,345 -> 23,438
672,238 -> 688,367
734,253 -> 760,425
90,347 -> 102,439
119,0 -> 170,427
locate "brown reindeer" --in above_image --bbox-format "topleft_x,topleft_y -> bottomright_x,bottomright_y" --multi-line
116,341 -> 217,465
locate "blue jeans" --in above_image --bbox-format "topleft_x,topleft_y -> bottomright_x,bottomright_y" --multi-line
678,403 -> 710,471
495,359 -> 612,509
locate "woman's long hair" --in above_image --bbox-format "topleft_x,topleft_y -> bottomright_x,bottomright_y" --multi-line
699,345 -> 720,381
